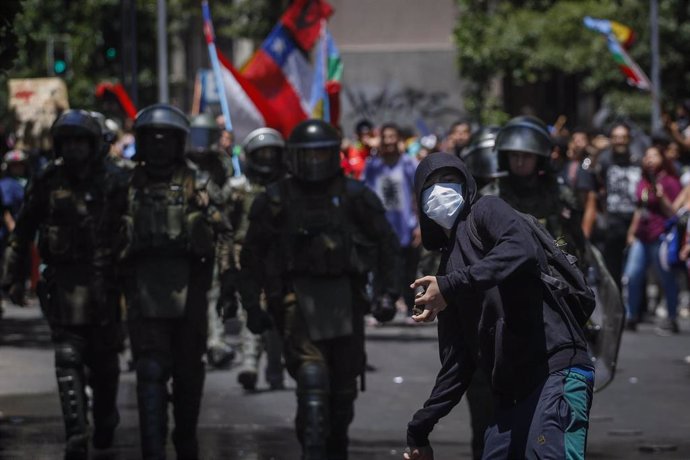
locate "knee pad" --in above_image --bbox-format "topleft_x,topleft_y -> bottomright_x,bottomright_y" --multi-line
55,343 -> 83,370
297,362 -> 329,392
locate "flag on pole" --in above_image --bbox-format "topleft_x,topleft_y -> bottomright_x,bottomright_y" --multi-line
584,16 -> 650,91
309,21 -> 343,123
280,0 -> 334,52
202,1 -> 234,132
216,51 -> 284,140
242,24 -> 313,121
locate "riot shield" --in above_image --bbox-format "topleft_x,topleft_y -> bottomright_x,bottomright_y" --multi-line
583,242 -> 625,392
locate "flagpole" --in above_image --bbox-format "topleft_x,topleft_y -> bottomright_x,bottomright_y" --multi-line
157,0 -> 169,103
650,0 -> 661,130
321,22 -> 331,123
201,0 -> 241,175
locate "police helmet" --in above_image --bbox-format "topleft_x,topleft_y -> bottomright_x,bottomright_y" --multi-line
461,126 -> 505,180
287,119 -> 341,182
134,103 -> 190,135
188,113 -> 221,152
495,116 -> 552,173
243,127 -> 285,183
51,109 -> 103,159
134,103 -> 190,163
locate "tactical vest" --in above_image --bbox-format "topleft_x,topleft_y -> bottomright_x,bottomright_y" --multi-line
34,163 -> 124,326
499,176 -> 586,265
266,179 -> 371,278
38,176 -> 103,265
125,167 -> 214,259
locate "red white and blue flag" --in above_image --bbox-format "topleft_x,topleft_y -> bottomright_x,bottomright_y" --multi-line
201,0 -> 335,140
242,24 -> 313,134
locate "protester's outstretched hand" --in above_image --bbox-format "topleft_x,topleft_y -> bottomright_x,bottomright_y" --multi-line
403,445 -> 434,460
410,276 -> 446,323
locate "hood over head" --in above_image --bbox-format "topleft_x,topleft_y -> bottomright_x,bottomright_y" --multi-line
414,152 -> 477,250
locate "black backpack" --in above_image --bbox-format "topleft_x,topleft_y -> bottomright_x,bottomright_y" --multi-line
468,210 -> 595,329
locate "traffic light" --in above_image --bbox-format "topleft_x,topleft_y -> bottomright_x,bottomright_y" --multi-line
48,36 -> 71,77
105,46 -> 117,61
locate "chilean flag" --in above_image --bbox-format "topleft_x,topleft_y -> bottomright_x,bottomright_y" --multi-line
214,51 -> 285,141
281,0 -> 334,51
242,25 -> 311,135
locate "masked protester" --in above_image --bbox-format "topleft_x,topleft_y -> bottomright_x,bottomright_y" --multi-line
404,153 -> 594,460
2,110 -> 129,459
112,104 -> 235,459
238,119 -> 401,460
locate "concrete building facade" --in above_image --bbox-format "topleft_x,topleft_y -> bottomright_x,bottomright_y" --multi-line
327,0 -> 466,136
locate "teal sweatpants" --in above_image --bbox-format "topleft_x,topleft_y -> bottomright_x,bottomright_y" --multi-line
482,367 -> 594,460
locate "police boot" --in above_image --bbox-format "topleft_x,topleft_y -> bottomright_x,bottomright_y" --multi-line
90,352 -> 121,449
207,341 -> 235,369
327,383 -> 357,460
171,360 -> 205,460
55,344 -> 89,460
135,356 -> 170,460
297,362 -> 329,460
264,328 -> 285,390
237,325 -> 261,390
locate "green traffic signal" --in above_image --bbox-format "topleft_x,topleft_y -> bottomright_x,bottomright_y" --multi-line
106,47 -> 117,60
54,60 -> 67,74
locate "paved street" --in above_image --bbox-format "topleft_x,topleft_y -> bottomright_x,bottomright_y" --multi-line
1,301 -> 690,459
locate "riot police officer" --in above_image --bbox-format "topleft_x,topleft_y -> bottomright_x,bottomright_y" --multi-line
496,116 -> 585,256
3,109 -> 128,459
232,127 -> 287,391
238,119 -> 401,460
495,115 -> 624,391
461,125 -> 504,197
117,104 -> 234,459
186,113 -> 236,369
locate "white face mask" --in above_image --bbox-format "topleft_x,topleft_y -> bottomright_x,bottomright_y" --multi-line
422,182 -> 465,230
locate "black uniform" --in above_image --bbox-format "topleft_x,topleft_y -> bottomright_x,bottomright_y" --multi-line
3,110 -> 128,460
114,104 -> 235,460
239,120 -> 400,460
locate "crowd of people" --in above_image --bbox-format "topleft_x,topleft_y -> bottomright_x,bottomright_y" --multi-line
0,103 -> 689,460
340,114 -> 690,334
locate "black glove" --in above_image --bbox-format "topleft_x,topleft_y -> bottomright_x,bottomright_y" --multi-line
246,307 -> 273,334
8,282 -> 26,307
371,294 -> 396,323
216,270 -> 239,320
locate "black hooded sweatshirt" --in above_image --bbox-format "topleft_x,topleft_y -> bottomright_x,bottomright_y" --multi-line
407,153 -> 591,447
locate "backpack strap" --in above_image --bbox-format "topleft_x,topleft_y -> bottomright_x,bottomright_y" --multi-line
467,212 -> 485,252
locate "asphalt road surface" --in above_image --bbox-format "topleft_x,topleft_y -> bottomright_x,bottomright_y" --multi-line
1,301 -> 689,459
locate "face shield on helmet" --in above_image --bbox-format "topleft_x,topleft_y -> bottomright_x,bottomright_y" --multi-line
136,128 -> 185,177
188,113 -> 221,153
462,126 -> 505,180
242,127 -> 286,184
287,120 -> 341,182
51,110 -> 103,179
247,146 -> 284,183
495,116 -> 552,175
134,104 -> 190,176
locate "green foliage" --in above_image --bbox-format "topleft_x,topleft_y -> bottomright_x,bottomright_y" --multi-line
455,0 -> 690,124
1,0 -> 288,110
0,0 -> 23,75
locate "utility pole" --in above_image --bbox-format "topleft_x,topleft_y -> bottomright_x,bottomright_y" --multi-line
121,0 -> 138,107
157,0 -> 169,103
650,0 -> 661,130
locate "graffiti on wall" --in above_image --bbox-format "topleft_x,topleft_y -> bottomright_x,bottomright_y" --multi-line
342,85 -> 463,133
